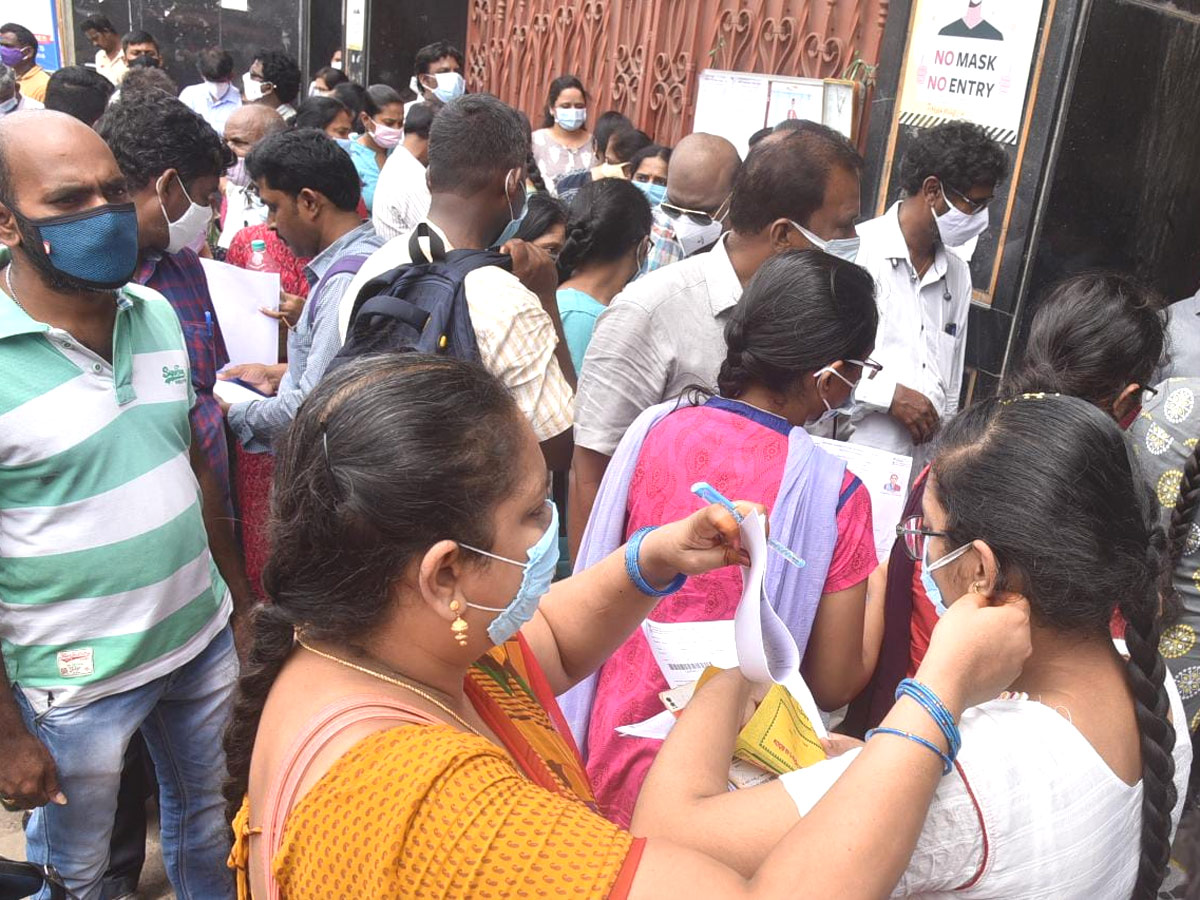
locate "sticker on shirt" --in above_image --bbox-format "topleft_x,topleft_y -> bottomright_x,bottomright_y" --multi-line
57,647 -> 94,678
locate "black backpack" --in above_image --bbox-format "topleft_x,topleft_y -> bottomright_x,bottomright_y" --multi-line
332,223 -> 512,367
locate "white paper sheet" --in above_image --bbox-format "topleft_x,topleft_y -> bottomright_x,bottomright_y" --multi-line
200,258 -> 280,366
615,709 -> 678,740
735,511 -> 801,684
812,438 -> 914,562
642,619 -> 738,690
213,379 -> 266,406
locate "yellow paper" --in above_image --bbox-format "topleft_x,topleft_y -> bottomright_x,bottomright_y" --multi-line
733,683 -> 826,775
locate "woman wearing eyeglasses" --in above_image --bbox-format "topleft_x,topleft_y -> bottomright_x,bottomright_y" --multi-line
845,271 -> 1169,736
562,249 -> 886,826
636,393 -> 1189,899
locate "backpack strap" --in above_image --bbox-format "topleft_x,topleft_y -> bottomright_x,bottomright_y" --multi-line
305,253 -> 371,328
258,694 -> 445,900
407,221 -> 449,264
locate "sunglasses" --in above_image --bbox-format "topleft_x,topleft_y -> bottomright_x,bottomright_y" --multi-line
660,194 -> 731,228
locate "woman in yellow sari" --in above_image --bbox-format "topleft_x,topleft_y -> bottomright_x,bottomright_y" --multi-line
225,353 -> 1030,899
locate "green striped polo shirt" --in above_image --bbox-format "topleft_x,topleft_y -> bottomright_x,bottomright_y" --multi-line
0,266 -> 229,711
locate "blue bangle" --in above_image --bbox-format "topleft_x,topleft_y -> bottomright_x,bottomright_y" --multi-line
896,678 -> 962,760
866,727 -> 954,775
625,526 -> 687,598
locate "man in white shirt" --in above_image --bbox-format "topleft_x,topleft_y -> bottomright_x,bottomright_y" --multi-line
339,94 -> 574,469
851,120 -> 1008,467
218,105 -> 286,249
569,124 -> 865,554
243,50 -> 300,123
80,14 -> 125,84
179,47 -> 242,134
404,41 -> 465,116
372,101 -> 434,240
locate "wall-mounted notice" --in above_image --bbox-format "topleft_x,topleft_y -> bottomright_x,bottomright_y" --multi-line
693,69 -> 859,159
897,0 -> 1047,144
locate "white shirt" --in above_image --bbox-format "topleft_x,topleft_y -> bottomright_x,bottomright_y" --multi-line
179,81 -> 243,134
573,236 -> 742,456
218,182 -> 268,250
849,202 -> 972,466
95,47 -> 126,84
13,94 -> 42,111
371,145 -> 431,241
782,666 -> 1190,898
337,221 -> 573,442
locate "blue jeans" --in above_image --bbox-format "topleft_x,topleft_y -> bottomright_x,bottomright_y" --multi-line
14,625 -> 238,900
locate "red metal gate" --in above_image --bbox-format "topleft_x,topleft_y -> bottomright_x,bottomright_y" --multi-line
466,0 -> 891,146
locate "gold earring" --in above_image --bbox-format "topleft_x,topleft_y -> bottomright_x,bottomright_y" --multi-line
971,581 -> 984,595
449,599 -> 469,647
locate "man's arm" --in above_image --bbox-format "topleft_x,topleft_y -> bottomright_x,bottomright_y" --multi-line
189,432 -> 254,653
0,648 -> 65,809
568,446 -> 610,562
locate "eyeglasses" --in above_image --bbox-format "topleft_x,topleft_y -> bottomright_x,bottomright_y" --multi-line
660,194 -> 731,228
896,515 -> 949,563
847,358 -> 883,380
942,182 -> 992,215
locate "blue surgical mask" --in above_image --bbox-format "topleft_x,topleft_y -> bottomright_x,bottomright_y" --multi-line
491,170 -> 528,249
808,364 -> 860,426
431,72 -> 466,104
789,219 -> 861,263
461,501 -> 561,645
554,107 -> 587,132
13,202 -> 140,290
634,180 -> 667,207
334,137 -> 354,154
920,538 -> 973,618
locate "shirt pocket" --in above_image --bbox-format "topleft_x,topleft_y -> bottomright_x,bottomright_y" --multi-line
179,321 -> 217,392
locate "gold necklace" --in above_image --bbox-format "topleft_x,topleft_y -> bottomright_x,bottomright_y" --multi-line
296,637 -> 481,736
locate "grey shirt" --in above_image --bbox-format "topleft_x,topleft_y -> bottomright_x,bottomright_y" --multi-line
228,221 -> 384,452
1161,291 -> 1200,381
573,236 -> 742,455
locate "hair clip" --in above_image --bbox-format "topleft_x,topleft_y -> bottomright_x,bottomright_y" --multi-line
999,391 -> 1062,406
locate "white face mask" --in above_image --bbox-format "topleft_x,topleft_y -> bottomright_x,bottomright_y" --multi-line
206,80 -> 231,101
369,119 -> 403,149
789,220 -> 861,263
671,216 -> 723,257
934,185 -> 989,247
242,72 -> 267,102
158,174 -> 211,255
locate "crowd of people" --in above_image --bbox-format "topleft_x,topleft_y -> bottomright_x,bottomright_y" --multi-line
0,17 -> 1198,900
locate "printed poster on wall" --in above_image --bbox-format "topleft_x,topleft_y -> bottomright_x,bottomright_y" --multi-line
0,0 -> 62,70
897,0 -> 1046,144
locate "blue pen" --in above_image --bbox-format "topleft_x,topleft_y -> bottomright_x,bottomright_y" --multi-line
204,310 -> 213,338
690,481 -> 805,569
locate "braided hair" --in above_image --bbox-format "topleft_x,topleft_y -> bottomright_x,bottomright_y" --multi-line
222,354 -> 526,822
556,178 -> 652,283
933,395 -> 1176,900
526,149 -> 548,193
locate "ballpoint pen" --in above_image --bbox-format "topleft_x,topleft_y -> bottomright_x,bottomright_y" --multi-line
690,481 -> 805,569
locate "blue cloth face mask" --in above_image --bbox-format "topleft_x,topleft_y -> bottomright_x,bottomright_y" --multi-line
461,500 -> 561,645
13,202 -> 140,290
789,219 -> 861,263
633,180 -> 667,207
920,538 -> 973,618
491,170 -> 528,249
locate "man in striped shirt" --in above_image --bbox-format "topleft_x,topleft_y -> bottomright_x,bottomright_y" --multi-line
0,111 -> 250,899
